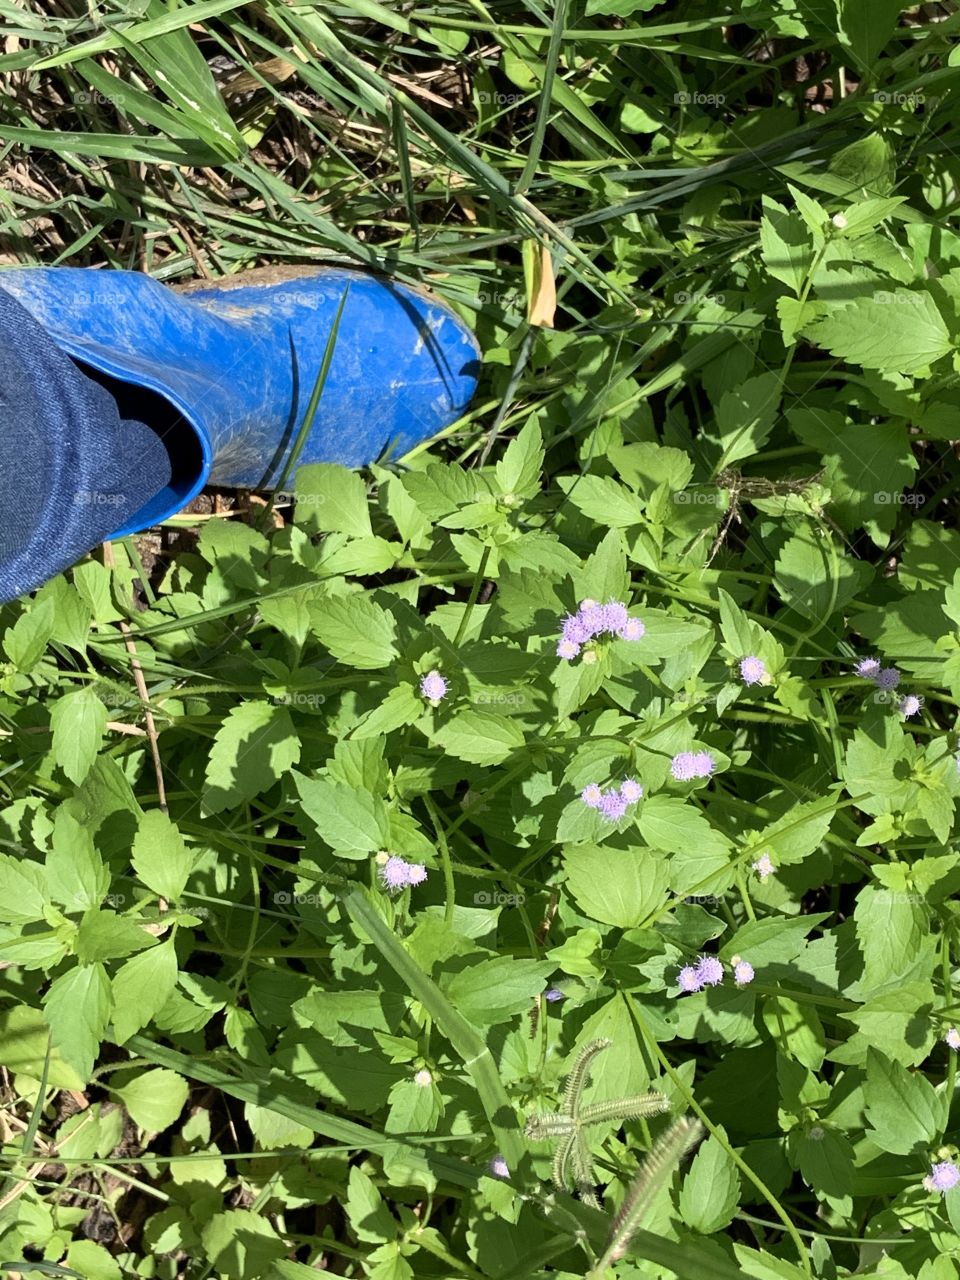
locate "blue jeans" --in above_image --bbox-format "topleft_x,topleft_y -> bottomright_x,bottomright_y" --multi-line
0,289 -> 171,603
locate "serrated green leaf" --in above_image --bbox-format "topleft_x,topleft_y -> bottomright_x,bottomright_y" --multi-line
294,772 -> 388,854
863,1047 -> 943,1154
132,809 -> 194,901
713,372 -> 781,471
0,853 -> 49,924
202,701 -> 301,814
441,955 -> 553,1025
804,289 -> 951,374
760,196 -> 813,295
76,909 -> 156,963
294,462 -> 373,537
111,939 -> 179,1043
50,688 -> 109,786
678,1130 -> 741,1234
432,709 -> 525,765
495,418 -> 544,497
3,596 -> 55,672
43,961 -> 113,1084
309,593 -> 399,668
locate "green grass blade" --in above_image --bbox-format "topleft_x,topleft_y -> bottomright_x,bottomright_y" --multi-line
29,0 -> 251,70
0,125 -> 217,165
341,887 -> 525,1168
258,281 -> 350,528
515,0 -> 570,196
125,1032 -> 483,1191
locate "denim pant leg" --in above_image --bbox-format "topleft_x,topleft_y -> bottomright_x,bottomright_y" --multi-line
0,288 -> 172,603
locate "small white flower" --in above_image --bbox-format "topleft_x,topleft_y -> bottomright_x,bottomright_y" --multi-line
752,853 -> 775,882
414,1068 -> 433,1087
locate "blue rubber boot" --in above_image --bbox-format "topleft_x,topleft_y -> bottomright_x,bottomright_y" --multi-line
0,265 -> 481,538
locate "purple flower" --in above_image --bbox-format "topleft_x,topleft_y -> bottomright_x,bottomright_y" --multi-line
557,598 -> 644,658
875,667 -> 901,691
598,788 -> 629,822
620,778 -> 643,803
562,614 -> 592,646
544,986 -> 565,1002
420,670 -> 448,704
378,855 -> 427,892
677,965 -> 704,993
739,656 -> 766,685
695,955 -> 724,987
733,960 -> 755,987
488,1155 -> 510,1180
945,1028 -> 960,1051
924,1161 -> 960,1193
752,853 -> 775,882
691,751 -> 715,777
579,602 -> 607,636
581,783 -> 603,809
670,752 -> 699,781
379,856 -> 411,892
899,694 -> 922,718
671,751 -> 715,781
602,602 -> 630,633
855,658 -> 881,680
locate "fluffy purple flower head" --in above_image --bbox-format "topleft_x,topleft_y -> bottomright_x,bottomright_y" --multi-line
924,1160 -> 960,1193
752,853 -> 775,882
579,602 -> 607,637
406,863 -> 428,886
581,783 -> 603,810
691,751 -> 715,777
379,856 -> 412,892
602,602 -> 630,634
945,1028 -> 960,1051
875,666 -> 901,691
488,1155 -> 510,1180
544,986 -> 565,1002
733,960 -> 755,987
671,751 -> 715,781
558,598 -> 643,655
899,694 -> 922,718
855,657 -> 881,680
620,778 -> 643,804
562,613 -> 592,646
739,656 -> 766,686
695,955 -> 724,987
598,788 -> 629,822
677,965 -> 704,993
619,617 -> 645,641
671,752 -> 699,781
420,670 -> 448,704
